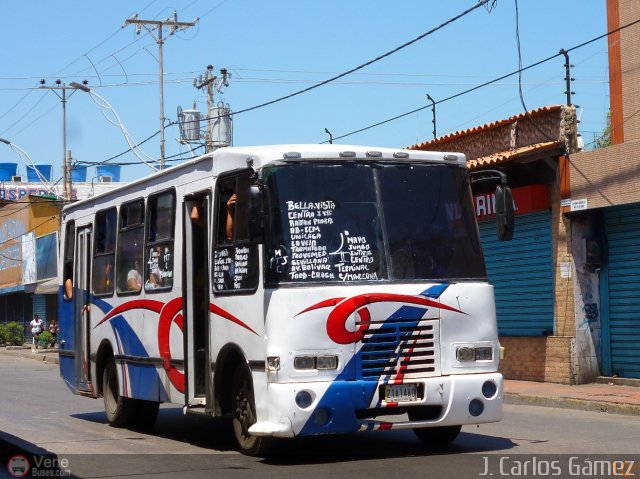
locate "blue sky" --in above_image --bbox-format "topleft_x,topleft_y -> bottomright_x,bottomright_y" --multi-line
0,1 -> 610,183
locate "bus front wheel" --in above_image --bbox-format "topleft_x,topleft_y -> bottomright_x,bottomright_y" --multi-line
412,425 -> 462,446
231,366 -> 270,456
103,358 -> 135,428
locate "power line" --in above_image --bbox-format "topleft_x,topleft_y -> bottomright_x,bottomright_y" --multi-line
230,0 -> 493,117
325,15 -> 640,143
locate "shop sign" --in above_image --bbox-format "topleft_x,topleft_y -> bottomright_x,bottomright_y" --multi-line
474,184 -> 551,221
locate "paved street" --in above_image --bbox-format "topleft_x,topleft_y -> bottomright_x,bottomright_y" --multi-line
1,354 -> 640,478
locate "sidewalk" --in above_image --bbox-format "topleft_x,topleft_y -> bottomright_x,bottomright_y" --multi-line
0,345 -> 60,365
1,346 -> 639,416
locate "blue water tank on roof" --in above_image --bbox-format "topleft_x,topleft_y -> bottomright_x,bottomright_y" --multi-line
96,165 -> 121,182
71,166 -> 87,183
0,163 -> 18,181
26,164 -> 53,182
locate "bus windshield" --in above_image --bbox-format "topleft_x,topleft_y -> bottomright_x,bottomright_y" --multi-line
264,162 -> 486,285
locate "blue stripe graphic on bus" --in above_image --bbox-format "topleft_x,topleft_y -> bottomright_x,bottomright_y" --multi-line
92,297 -> 169,402
299,284 -> 451,436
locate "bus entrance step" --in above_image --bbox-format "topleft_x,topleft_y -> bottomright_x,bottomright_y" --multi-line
184,404 -> 209,416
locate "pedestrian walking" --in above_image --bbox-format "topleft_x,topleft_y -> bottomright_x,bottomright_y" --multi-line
48,319 -> 58,347
30,314 -> 44,348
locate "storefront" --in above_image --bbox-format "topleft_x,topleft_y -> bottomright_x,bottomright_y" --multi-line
475,185 -> 554,336
600,204 -> 640,379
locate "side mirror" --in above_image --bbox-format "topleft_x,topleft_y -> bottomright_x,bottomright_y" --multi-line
495,185 -> 514,241
247,185 -> 264,243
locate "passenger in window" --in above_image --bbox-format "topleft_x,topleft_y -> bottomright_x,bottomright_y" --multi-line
64,278 -> 73,299
146,247 -> 163,289
226,193 -> 238,241
226,193 -> 236,242
127,260 -> 143,291
95,261 -> 113,294
190,202 -> 203,226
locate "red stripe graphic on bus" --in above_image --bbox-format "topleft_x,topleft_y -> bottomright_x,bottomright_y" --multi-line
300,293 -> 464,344
94,298 -> 258,393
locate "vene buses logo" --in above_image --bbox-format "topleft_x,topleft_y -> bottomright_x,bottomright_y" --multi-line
7,455 -> 30,478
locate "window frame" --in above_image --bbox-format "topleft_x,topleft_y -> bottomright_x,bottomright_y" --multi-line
92,207 -> 117,297
62,221 -> 75,301
212,169 -> 260,296
144,188 -> 176,293
116,198 -> 145,296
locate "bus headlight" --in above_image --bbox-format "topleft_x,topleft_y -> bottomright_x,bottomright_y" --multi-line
294,356 -> 316,370
456,347 -> 475,362
456,346 -> 493,362
316,355 -> 338,370
294,355 -> 339,371
474,347 -> 493,361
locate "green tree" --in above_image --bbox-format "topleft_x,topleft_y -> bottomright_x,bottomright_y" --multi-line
38,331 -> 55,349
3,322 -> 25,346
593,111 -> 611,149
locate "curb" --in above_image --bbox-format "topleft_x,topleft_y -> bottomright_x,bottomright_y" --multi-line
0,348 -> 59,365
505,393 -> 640,416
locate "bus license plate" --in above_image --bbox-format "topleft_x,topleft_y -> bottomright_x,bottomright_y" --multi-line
385,384 -> 418,402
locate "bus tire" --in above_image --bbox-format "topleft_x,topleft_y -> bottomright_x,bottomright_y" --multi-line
132,399 -> 160,429
231,366 -> 270,456
102,358 -> 135,428
412,425 -> 462,446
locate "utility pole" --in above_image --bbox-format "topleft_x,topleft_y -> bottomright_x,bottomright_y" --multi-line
193,65 -> 231,152
426,94 -> 437,140
559,49 -> 575,107
124,12 -> 198,169
39,80 -> 90,202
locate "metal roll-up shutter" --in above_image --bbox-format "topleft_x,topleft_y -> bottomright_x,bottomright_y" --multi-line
33,294 -> 47,319
603,204 -> 640,378
478,210 -> 554,336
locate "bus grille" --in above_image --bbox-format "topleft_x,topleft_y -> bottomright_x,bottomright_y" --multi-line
357,319 -> 440,380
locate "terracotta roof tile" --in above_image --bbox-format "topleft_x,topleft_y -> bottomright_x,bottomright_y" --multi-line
467,141 -> 563,169
408,105 -> 563,151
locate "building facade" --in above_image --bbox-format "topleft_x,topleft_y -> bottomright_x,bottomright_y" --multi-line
410,105 -> 582,384
407,0 -> 640,385
0,194 -> 60,339
0,178 -> 126,341
566,0 -> 640,381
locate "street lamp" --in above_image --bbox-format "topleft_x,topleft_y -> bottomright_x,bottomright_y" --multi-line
72,86 -> 159,173
0,137 -> 55,191
69,81 -> 90,93
39,79 -> 90,202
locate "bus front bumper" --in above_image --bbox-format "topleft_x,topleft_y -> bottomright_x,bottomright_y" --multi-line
249,372 -> 503,437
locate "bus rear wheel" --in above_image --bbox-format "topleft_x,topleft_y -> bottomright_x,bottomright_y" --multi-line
231,366 -> 270,456
412,425 -> 462,446
132,399 -> 160,429
103,358 -> 135,428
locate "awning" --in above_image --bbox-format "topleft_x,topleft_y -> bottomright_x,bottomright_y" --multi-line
0,283 -> 36,296
34,278 -> 58,295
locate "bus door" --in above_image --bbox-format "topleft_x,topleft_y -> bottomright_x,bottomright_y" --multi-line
183,193 -> 212,410
75,226 -> 92,393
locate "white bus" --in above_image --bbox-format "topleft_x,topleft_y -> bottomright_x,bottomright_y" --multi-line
58,144 -> 514,455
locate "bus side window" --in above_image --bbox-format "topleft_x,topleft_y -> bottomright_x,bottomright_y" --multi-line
117,199 -> 145,294
213,171 -> 259,293
145,190 -> 175,292
63,221 -> 75,300
92,208 -> 117,296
